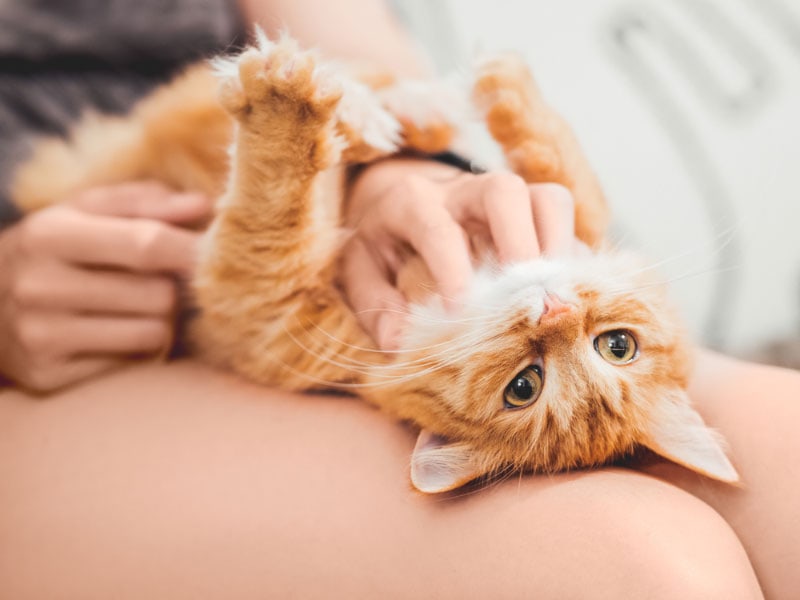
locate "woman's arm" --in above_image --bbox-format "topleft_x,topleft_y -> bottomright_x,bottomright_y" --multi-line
239,0 -> 430,77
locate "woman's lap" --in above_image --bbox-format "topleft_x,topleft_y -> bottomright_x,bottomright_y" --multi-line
643,350 -> 800,598
1,354 -> 792,598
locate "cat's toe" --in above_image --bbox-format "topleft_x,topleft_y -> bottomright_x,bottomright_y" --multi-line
335,79 -> 401,161
216,33 -> 343,122
473,54 -> 542,111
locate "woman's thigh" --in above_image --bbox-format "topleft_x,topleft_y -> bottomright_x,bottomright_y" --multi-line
0,360 -> 761,599
642,350 -> 800,599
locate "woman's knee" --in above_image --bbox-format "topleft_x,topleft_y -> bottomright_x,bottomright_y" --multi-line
444,469 -> 763,599
616,501 -> 762,598
556,470 -> 762,599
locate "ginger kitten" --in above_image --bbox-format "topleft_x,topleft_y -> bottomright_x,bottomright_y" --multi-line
11,31 -> 738,493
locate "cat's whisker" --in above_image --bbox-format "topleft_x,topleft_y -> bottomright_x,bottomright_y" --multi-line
284,322 -> 472,381
435,464 -> 518,502
354,306 -> 497,327
281,325 -> 380,378
608,219 -> 741,257
306,319 -> 498,370
388,326 -> 514,369
284,318 -> 496,386
278,316 -> 454,378
605,264 -> 742,296
231,341 -> 379,390
611,222 -> 741,281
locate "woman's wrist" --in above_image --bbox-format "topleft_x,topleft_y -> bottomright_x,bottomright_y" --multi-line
347,156 -> 468,223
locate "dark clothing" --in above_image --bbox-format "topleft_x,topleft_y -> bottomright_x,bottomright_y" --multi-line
0,0 -> 245,225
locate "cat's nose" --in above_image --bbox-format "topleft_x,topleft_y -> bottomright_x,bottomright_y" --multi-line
540,293 -> 573,323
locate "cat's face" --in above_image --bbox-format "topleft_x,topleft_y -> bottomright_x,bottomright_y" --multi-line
379,252 -> 738,493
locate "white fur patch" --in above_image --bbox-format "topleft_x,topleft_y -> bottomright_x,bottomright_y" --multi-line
378,78 -> 470,132
335,76 -> 401,153
210,54 -> 239,80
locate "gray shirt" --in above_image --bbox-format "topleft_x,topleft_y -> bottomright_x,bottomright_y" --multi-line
0,0 -> 245,225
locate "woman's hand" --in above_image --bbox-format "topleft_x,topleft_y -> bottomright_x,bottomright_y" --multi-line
341,158 -> 580,350
0,181 -> 211,392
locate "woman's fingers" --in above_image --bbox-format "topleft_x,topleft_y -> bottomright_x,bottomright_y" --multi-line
12,261 -> 177,316
355,174 -> 580,316
20,356 -> 129,393
450,176 -> 576,262
340,238 -> 407,350
21,206 -> 200,273
370,176 -> 473,307
528,183 -> 576,257
9,310 -> 170,391
340,161 -> 582,351
17,313 -> 171,358
0,182 -> 208,392
451,172 -> 539,263
70,181 -> 212,224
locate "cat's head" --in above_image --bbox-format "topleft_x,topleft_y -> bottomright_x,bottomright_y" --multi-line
380,251 -> 738,493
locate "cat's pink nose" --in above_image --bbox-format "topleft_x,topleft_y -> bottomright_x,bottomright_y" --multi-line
540,293 -> 573,323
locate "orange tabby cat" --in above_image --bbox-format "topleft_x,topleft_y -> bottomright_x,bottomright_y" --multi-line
10,31 -> 738,493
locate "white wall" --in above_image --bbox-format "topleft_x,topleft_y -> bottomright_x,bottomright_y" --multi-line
401,0 -> 800,356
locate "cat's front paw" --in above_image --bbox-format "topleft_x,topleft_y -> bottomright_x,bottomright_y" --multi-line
215,31 -> 345,167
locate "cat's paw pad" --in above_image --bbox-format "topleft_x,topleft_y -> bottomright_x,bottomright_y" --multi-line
216,31 -> 342,123
379,80 -> 464,153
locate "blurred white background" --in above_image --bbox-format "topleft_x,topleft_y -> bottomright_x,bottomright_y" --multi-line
397,0 -> 800,360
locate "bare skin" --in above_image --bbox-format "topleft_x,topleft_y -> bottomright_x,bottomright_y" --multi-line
2,350 -> 793,598
239,0 -> 430,78
0,182 -> 210,391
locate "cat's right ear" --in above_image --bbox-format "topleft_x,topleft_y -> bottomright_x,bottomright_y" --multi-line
410,430 -> 482,493
643,392 -> 739,483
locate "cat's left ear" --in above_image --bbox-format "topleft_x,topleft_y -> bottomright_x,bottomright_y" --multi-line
410,430 -> 483,493
643,392 -> 739,483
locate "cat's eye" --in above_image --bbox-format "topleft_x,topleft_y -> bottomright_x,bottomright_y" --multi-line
503,365 -> 543,409
594,330 -> 638,364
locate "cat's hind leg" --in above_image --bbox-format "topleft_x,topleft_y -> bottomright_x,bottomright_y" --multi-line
472,55 -> 609,247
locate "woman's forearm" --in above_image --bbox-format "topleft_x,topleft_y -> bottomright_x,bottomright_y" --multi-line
238,0 -> 431,77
